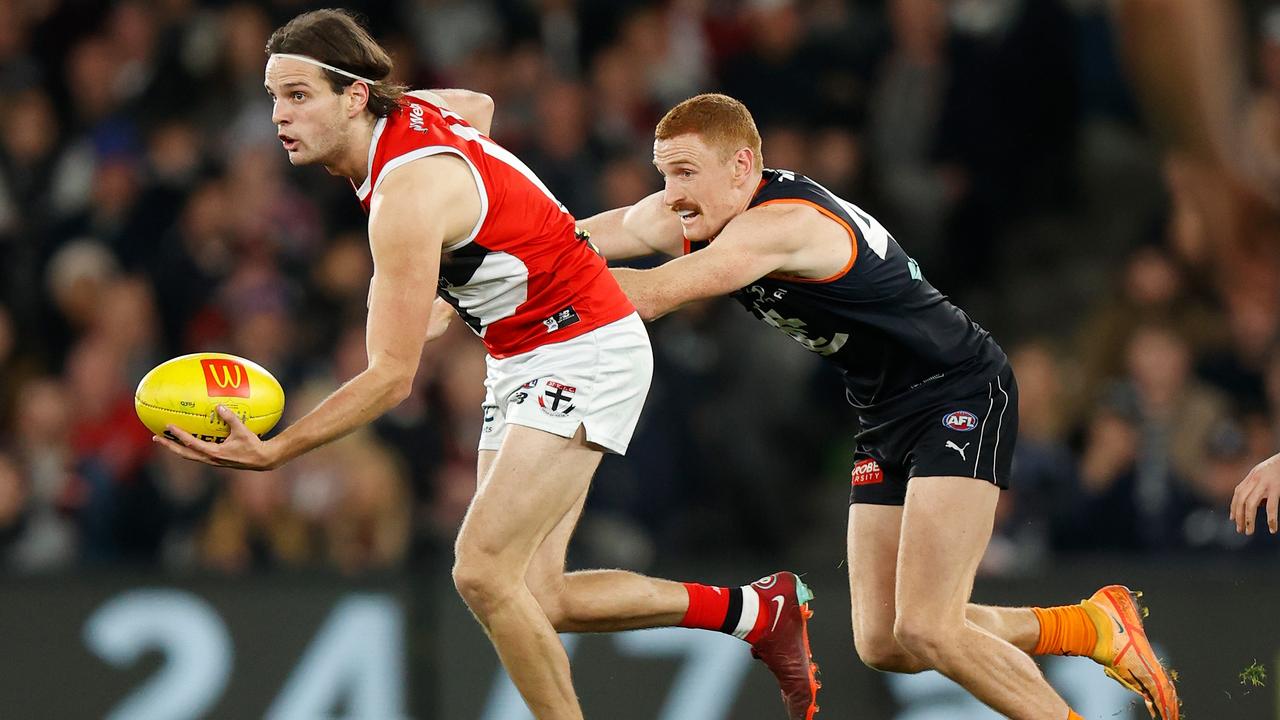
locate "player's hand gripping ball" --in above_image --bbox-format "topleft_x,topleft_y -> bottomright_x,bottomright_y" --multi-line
135,353 -> 284,443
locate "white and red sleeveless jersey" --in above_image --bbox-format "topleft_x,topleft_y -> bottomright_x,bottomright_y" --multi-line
353,96 -> 634,358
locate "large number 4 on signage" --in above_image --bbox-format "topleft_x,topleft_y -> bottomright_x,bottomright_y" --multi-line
84,590 -> 405,720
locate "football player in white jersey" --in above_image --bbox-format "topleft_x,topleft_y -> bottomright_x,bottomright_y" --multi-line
156,10 -> 819,720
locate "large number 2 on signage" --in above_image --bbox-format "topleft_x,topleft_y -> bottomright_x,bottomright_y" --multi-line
84,590 -> 405,720
84,589 -> 233,720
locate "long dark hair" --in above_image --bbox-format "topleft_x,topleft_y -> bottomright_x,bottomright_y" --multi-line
265,9 -> 406,118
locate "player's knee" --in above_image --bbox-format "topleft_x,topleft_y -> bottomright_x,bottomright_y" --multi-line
892,614 -> 959,663
450,560 -> 489,609
452,555 -> 516,616
854,633 -> 919,673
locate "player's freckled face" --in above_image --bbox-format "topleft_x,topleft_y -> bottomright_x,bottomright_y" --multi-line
263,56 -> 347,167
654,133 -> 746,242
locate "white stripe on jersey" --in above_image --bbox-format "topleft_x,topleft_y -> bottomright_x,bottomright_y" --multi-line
367,146 -> 490,252
355,117 -> 388,202
440,250 -> 529,334
445,123 -> 569,214
783,170 -> 891,260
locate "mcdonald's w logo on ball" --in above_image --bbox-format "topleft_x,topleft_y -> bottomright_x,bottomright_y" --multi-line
201,358 -> 251,398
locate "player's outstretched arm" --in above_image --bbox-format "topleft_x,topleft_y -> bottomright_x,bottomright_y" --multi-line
156,156 -> 479,470
1231,452 -> 1280,536
265,156 -> 478,465
577,191 -> 684,260
611,203 -> 812,320
408,89 -> 495,136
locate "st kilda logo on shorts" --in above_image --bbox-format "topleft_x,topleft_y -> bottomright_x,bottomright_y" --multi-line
942,410 -> 979,432
538,380 -> 577,416
851,458 -> 884,486
201,358 -> 250,399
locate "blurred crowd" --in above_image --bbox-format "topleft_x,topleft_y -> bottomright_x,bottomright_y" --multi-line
2,0 -> 1280,578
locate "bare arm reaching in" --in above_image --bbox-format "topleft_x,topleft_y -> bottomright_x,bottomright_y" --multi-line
1232,453 -> 1280,535
576,191 -> 686,260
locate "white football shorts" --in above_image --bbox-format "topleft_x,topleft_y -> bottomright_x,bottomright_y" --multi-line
478,312 -> 652,455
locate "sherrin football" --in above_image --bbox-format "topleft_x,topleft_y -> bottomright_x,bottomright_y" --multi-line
135,353 -> 285,443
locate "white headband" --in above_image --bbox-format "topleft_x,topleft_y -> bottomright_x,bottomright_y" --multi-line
271,53 -> 378,85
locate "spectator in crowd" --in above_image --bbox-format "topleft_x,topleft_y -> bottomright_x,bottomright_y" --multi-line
1062,324 -> 1228,552
982,341 -> 1078,575
0,303 -> 23,433
1184,416 -> 1275,551
200,466 -> 314,573
0,451 -> 28,561
8,378 -> 78,570
868,0 -> 955,274
1073,244 -> 1222,424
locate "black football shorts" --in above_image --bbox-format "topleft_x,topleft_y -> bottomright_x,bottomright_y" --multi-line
849,363 -> 1018,506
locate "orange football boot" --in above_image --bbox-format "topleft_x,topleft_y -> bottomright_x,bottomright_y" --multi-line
1081,585 -> 1180,720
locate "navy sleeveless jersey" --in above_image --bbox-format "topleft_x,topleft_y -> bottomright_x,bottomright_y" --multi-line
687,169 -> 1006,418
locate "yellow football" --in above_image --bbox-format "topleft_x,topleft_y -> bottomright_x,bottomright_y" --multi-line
135,353 -> 285,443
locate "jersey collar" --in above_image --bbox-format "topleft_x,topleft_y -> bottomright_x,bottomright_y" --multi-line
354,116 -> 389,202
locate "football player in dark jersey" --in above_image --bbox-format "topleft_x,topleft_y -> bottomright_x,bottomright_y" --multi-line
579,93 -> 1179,720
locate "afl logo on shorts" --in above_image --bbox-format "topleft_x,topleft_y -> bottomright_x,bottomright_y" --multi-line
943,411 -> 979,432
851,459 -> 884,486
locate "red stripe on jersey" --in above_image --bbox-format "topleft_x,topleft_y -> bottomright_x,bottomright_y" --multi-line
354,97 -> 634,357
